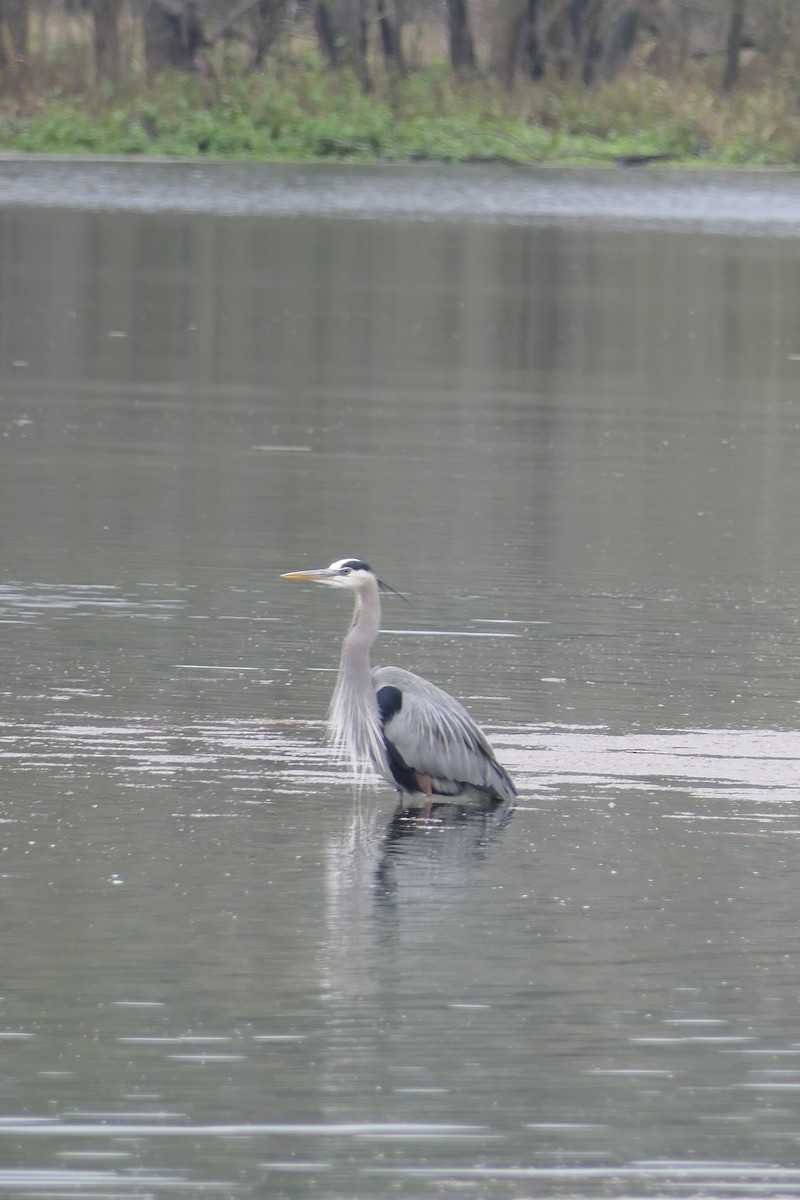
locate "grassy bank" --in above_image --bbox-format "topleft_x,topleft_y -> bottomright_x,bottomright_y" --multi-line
0,55 -> 798,166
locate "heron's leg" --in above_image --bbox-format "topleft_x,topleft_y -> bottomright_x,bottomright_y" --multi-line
414,772 -> 434,819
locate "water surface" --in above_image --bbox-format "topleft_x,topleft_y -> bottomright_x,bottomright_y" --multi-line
1,163 -> 800,1198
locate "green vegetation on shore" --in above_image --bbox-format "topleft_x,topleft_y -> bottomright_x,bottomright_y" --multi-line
0,55 -> 797,167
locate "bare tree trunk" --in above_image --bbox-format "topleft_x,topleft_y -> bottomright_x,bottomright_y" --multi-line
568,0 -> 603,85
376,0 -> 407,78
91,0 -> 120,83
314,0 -> 371,89
313,0 -> 338,69
0,0 -> 30,79
250,0 -> 290,69
445,0 -> 477,74
541,0 -> 577,81
721,0 -> 745,92
765,0 -> 786,68
1,0 -> 29,63
602,3 -> 639,80
203,0 -> 290,68
143,0 -> 205,74
676,0 -> 690,75
489,0 -> 527,88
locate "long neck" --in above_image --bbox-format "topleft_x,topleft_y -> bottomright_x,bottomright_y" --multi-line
328,578 -> 388,783
341,580 -> 380,685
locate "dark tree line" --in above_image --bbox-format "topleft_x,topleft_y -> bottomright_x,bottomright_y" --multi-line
0,1 -> 790,93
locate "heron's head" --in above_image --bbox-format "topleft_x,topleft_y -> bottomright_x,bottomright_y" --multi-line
281,558 -> 376,591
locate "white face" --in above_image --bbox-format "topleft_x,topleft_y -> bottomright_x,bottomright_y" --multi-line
324,559 -> 374,587
281,559 -> 376,589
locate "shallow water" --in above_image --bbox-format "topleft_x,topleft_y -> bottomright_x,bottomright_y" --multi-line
1,163 -> 800,1197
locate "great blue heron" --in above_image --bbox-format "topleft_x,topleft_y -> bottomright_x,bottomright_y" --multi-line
281,558 -> 517,815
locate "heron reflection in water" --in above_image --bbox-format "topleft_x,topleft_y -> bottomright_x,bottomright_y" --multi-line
281,558 -> 517,817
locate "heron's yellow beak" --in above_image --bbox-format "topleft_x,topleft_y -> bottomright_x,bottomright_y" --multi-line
280,568 -> 335,583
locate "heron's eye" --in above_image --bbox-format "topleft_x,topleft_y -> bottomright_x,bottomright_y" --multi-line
340,567 -> 351,576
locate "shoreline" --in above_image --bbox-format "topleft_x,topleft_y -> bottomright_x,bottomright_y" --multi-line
1,159 -> 798,238
0,151 -> 798,172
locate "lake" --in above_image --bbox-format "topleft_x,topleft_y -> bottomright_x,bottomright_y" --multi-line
1,161 -> 800,1198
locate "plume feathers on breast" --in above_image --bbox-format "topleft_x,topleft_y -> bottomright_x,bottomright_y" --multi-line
328,673 -> 389,786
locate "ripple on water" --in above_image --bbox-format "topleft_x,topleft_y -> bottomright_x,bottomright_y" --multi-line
2,709 -> 800,822
502,726 -> 800,812
0,581 -> 185,621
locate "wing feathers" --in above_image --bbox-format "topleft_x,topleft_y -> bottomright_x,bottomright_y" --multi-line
372,665 -> 516,802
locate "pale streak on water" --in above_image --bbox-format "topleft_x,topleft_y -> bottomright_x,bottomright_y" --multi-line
2,164 -> 800,1198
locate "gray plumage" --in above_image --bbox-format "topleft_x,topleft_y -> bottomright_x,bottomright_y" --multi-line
281,558 -> 517,811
